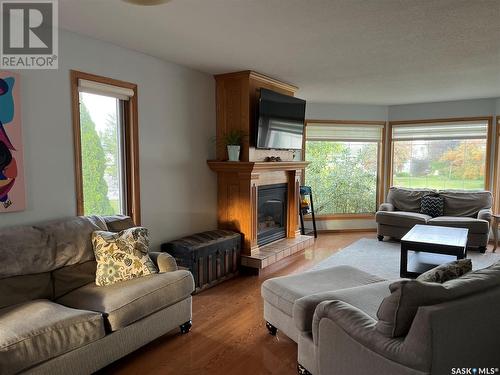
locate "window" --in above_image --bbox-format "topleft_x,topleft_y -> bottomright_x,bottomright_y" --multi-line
304,121 -> 385,216
71,71 -> 140,223
390,118 -> 492,191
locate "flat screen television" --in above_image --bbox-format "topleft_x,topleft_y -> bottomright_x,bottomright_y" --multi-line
255,88 -> 306,150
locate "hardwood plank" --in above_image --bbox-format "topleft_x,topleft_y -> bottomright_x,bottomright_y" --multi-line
97,232 -> 372,375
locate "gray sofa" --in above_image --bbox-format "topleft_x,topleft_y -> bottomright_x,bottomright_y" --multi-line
0,215 -> 195,375
311,262 -> 500,375
262,262 -> 500,375
376,187 -> 492,251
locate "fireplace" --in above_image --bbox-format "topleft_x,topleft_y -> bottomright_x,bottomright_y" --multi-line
257,184 -> 287,246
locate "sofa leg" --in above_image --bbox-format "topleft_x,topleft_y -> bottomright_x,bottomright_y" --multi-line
377,235 -> 384,241
180,320 -> 192,334
298,363 -> 312,375
266,321 -> 277,336
478,246 -> 487,254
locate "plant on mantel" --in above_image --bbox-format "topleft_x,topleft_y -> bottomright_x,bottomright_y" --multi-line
218,129 -> 247,162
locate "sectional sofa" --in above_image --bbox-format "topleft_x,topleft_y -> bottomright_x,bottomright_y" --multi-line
0,215 -> 194,375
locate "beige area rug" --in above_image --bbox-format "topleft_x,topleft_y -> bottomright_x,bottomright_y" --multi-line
312,238 -> 500,279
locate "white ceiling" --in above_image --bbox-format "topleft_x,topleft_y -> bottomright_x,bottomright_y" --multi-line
59,0 -> 500,105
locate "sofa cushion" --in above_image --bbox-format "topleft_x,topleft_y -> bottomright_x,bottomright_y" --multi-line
375,211 -> 431,227
386,187 -> 436,212
428,216 -> 489,234
52,260 -> 97,299
0,300 -> 105,374
57,270 -> 194,332
439,190 -> 492,217
0,216 -> 107,279
0,273 -> 53,309
261,265 -> 384,317
376,261 -> 500,337
92,227 -> 157,286
420,194 -> 444,218
294,280 -> 391,332
103,215 -> 135,232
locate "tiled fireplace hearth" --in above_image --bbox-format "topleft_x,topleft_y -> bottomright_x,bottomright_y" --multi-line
207,161 -> 313,270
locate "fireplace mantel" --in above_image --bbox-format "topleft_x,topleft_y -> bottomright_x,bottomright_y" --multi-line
207,161 -> 309,173
207,160 -> 309,256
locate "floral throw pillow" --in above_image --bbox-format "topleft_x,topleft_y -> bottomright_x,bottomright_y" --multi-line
416,259 -> 472,283
92,227 -> 158,286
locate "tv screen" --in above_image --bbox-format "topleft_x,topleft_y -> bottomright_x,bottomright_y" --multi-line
256,88 -> 306,150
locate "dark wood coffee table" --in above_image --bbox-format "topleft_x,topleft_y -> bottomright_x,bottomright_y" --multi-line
400,224 -> 468,278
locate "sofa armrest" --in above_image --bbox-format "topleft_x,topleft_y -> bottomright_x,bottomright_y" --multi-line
149,252 -> 178,272
312,300 -> 429,371
378,203 -> 394,212
477,208 -> 492,223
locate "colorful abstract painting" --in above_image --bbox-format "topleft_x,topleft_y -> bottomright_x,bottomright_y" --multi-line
0,71 -> 25,213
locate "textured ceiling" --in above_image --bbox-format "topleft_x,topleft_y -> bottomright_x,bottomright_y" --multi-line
59,0 -> 500,105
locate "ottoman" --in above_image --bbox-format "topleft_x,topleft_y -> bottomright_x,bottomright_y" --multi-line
261,265 -> 386,375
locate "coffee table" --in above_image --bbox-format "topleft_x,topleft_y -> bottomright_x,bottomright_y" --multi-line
400,224 -> 468,278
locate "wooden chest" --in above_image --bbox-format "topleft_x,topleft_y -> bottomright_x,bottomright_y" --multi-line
161,230 -> 241,293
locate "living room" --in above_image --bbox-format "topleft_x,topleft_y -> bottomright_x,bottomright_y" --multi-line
0,1 -> 499,374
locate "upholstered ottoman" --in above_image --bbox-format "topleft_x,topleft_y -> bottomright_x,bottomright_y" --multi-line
261,265 -> 384,342
261,265 -> 386,374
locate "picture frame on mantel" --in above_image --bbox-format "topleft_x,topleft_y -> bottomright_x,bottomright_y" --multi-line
0,71 -> 26,213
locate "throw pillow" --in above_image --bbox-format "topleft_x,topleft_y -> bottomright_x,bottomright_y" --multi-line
376,261 -> 500,338
416,259 -> 472,283
420,193 -> 444,217
92,227 -> 158,286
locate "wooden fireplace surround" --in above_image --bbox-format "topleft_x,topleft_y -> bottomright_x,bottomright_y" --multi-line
208,70 -> 309,256
207,161 -> 308,255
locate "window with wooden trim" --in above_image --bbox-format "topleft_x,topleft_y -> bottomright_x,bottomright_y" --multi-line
304,121 -> 386,216
71,70 -> 140,223
389,118 -> 493,191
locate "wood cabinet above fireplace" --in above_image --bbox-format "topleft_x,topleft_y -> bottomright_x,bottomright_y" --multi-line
214,70 -> 298,162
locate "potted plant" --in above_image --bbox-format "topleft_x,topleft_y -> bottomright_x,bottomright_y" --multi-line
220,130 -> 246,161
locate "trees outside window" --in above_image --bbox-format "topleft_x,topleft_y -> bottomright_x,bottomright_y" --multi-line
391,119 -> 490,190
304,121 -> 384,216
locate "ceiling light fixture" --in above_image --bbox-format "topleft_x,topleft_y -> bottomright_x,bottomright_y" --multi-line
122,0 -> 172,5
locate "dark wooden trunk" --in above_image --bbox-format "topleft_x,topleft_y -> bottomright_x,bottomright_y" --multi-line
161,230 -> 241,293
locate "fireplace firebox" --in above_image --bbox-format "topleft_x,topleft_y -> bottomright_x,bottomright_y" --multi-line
257,184 -> 287,246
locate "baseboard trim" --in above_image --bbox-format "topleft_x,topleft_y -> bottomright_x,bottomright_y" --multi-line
318,228 -> 377,234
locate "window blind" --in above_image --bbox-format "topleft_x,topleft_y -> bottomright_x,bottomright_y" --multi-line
392,121 -> 488,141
306,123 -> 384,142
78,79 -> 134,101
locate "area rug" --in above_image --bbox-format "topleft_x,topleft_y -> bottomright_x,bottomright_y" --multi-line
312,238 -> 500,280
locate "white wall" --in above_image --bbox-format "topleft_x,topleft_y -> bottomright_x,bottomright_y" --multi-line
0,31 -> 217,250
306,102 -> 388,121
388,98 -> 497,120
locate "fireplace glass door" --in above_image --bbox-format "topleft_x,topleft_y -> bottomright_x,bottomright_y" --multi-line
257,184 -> 287,246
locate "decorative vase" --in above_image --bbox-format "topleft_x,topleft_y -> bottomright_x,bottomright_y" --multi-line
227,145 -> 240,161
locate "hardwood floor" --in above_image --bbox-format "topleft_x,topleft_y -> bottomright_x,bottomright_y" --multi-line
97,232 -> 372,375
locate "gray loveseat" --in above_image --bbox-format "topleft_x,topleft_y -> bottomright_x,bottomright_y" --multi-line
0,215 -> 195,375
376,187 -> 492,252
